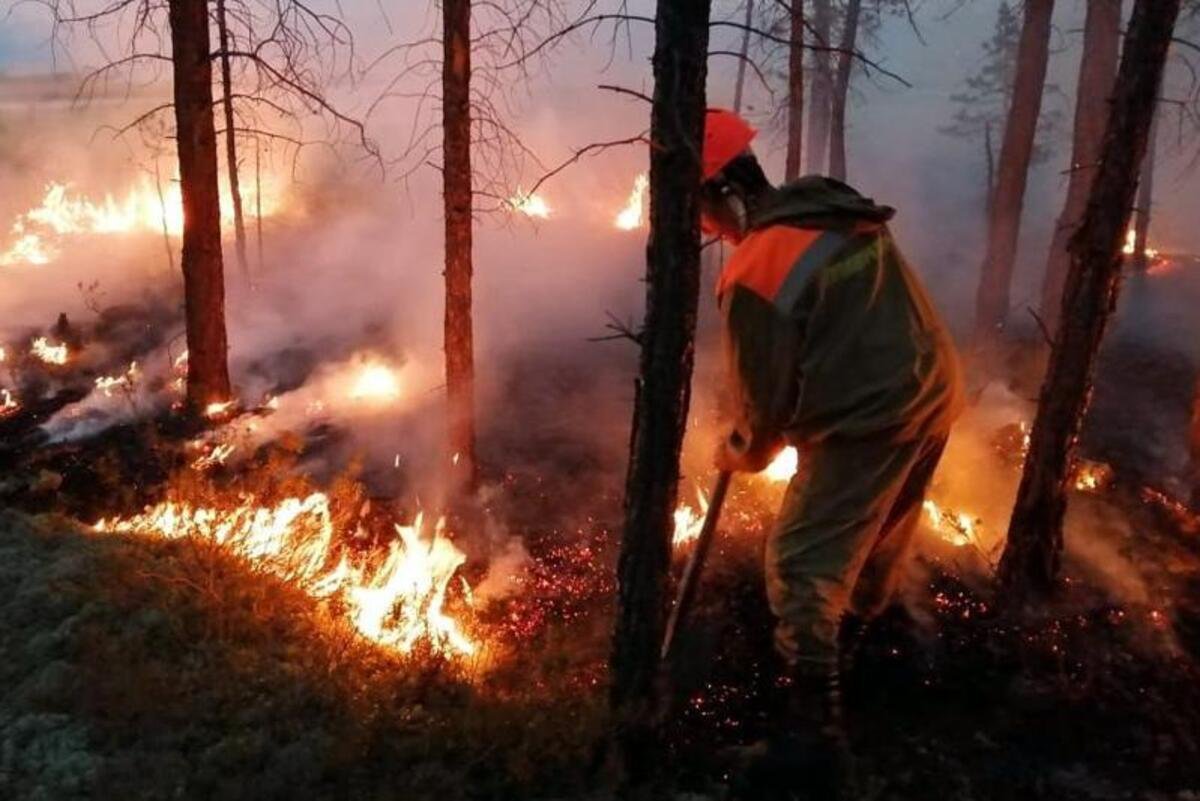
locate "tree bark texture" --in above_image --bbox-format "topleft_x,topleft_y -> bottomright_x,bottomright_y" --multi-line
784,0 -> 804,182
442,0 -> 477,491
609,0 -> 711,778
828,0 -> 861,181
215,0 -> 249,280
973,0 -> 1055,345
168,0 -> 232,412
1131,109 -> 1159,273
805,0 -> 833,175
732,0 -> 754,114
1039,0 -> 1121,330
1000,0 -> 1181,599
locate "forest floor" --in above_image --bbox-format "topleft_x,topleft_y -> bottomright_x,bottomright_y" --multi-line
2,339 -> 1200,800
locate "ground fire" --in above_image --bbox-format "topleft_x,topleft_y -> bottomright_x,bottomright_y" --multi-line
1,1 -> 1198,800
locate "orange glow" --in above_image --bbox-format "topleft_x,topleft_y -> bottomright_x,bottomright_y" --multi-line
510,190 -> 551,219
615,173 -> 648,231
672,483 -> 709,547
95,494 -> 476,657
923,499 -> 979,548
0,388 -> 18,418
349,361 -> 403,403
31,336 -> 69,365
762,447 -> 799,483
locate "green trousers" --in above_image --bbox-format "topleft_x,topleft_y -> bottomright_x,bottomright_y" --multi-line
766,434 -> 947,670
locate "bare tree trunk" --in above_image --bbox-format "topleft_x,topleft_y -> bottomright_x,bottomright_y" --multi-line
784,0 -> 804,182
828,0 -> 862,181
443,0 -> 476,492
215,0 -> 249,281
610,0 -> 710,779
984,120 -> 996,216
1131,108 -> 1159,273
1039,0 -> 1121,330
1000,0 -> 1181,599
806,0 -> 833,175
255,139 -> 264,271
973,0 -> 1055,346
732,0 -> 754,114
153,157 -> 175,274
168,0 -> 232,413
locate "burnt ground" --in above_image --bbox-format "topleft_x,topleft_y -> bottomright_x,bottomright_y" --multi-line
1,335 -> 1200,799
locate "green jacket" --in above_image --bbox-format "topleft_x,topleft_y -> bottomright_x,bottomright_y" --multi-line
718,177 -> 963,467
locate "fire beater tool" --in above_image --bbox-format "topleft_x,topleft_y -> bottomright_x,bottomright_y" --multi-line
661,470 -> 733,662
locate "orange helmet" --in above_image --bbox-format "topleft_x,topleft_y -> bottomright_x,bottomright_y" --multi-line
703,109 -> 757,182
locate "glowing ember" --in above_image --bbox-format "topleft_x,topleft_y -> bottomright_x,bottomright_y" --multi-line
615,173 -> 648,231
349,362 -> 402,403
1122,226 -> 1159,260
509,190 -> 551,219
672,484 -> 710,547
95,362 -> 139,397
30,336 -> 69,365
192,443 -> 236,470
762,447 -> 799,483
0,388 -> 18,418
95,494 -> 476,657
1072,459 -> 1113,492
204,400 -> 236,419
923,499 -> 979,548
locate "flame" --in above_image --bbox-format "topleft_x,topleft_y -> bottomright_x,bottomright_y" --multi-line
192,443 -> 236,470
95,494 -> 476,657
1,178 -> 282,266
615,173 -> 648,231
1072,460 -> 1113,492
0,388 -> 18,418
204,400 -> 236,419
0,346 -> 6,362
349,361 -> 403,403
31,336 -> 69,365
923,499 -> 978,548
95,362 -> 139,397
509,190 -> 551,219
672,484 -> 710,547
762,447 -> 799,483
1122,226 -> 1159,260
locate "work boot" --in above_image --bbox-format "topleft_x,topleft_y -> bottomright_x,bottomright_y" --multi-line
726,669 -> 854,801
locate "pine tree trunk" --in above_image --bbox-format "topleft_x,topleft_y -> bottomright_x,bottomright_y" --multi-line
973,0 -> 1055,346
1000,0 -> 1181,599
609,0 -> 710,778
984,121 -> 996,216
168,0 -> 232,413
805,0 -> 833,175
215,0 -> 249,280
1131,109 -> 1159,273
784,1 -> 804,182
1039,0 -> 1121,330
732,0 -> 754,114
443,0 -> 477,492
828,0 -> 861,181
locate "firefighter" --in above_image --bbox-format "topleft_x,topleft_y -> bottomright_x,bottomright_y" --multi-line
701,109 -> 964,795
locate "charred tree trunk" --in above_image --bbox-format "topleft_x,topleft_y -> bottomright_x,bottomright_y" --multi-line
984,121 -> 996,216
828,0 -> 861,182
784,0 -> 804,182
610,0 -> 710,778
1039,0 -> 1121,330
973,0 -> 1055,346
168,0 -> 232,413
215,0 -> 248,281
806,0 -> 833,175
1131,109 -> 1159,273
1000,0 -> 1181,599
443,0 -> 477,492
732,0 -> 754,114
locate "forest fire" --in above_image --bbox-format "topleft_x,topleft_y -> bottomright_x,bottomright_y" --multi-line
0,178 -> 281,267
673,484 -> 709,547
1122,226 -> 1159,261
94,362 -> 139,397
95,494 -> 477,658
0,388 -> 18,418
509,190 -> 551,219
615,173 -> 648,230
348,360 -> 404,403
30,336 -> 69,365
923,499 -> 981,548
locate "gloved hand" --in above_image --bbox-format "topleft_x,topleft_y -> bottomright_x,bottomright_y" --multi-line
713,430 -> 784,473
